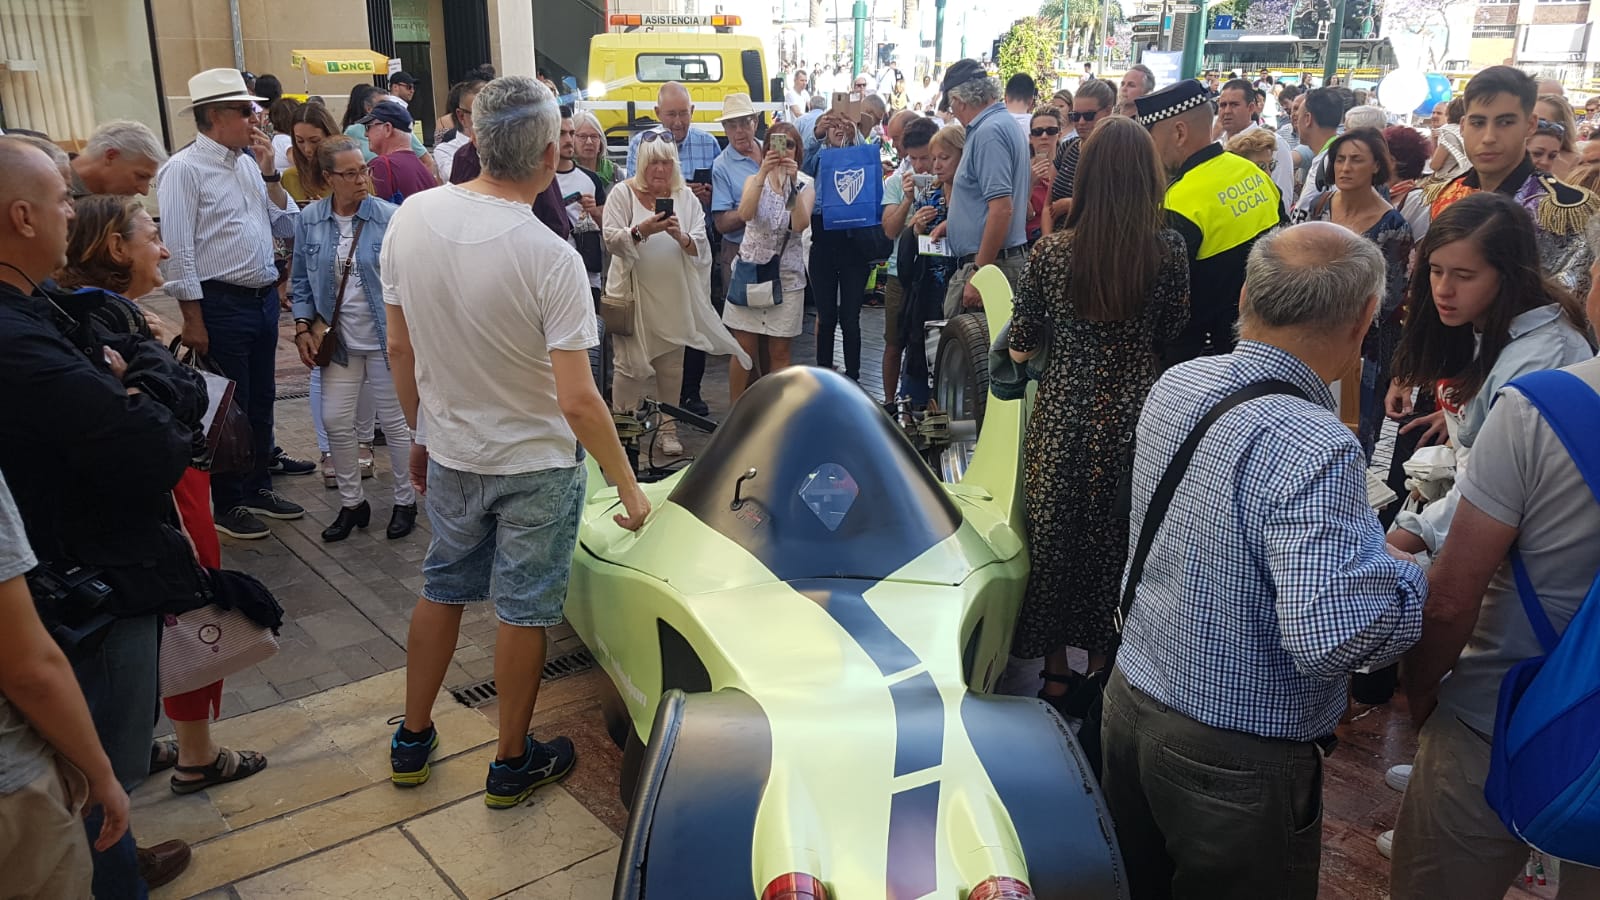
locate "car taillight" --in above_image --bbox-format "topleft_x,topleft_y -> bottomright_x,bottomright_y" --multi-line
762,873 -> 829,900
970,876 -> 1034,900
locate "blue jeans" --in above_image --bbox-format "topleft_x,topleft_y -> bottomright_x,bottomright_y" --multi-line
422,461 -> 586,627
73,615 -> 159,898
200,282 -> 279,512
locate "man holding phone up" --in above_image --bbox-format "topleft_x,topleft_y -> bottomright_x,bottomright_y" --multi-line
556,108 -> 608,303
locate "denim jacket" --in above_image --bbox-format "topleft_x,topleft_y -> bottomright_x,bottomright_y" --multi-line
290,195 -> 396,363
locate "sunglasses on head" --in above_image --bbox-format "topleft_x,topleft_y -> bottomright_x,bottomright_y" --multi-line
1538,118 -> 1566,136
640,130 -> 674,144
1068,109 -> 1101,122
1031,125 -> 1061,137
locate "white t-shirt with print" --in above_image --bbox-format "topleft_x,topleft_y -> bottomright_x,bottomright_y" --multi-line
331,213 -> 381,351
380,184 -> 598,474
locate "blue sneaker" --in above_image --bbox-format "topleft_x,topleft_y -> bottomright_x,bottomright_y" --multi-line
484,735 -> 576,809
390,719 -> 439,787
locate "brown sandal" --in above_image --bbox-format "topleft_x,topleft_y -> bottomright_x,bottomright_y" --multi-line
170,747 -> 268,795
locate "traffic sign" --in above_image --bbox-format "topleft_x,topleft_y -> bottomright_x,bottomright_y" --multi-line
1171,4 -> 1200,12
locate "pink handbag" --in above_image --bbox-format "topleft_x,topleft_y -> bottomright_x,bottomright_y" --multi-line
159,606 -> 279,698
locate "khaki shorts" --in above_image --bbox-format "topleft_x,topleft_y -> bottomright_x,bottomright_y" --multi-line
883,275 -> 905,345
0,755 -> 92,900
943,253 -> 1027,319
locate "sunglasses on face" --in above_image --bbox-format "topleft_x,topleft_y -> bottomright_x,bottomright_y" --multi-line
1031,125 -> 1061,137
1068,109 -> 1102,122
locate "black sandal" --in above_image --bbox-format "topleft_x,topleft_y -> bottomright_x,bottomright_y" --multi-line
1038,670 -> 1089,718
170,747 -> 268,795
149,739 -> 179,775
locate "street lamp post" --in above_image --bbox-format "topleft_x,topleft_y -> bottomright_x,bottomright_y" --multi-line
935,0 -> 946,64
853,0 -> 869,75
1323,0 -> 1347,86
1179,0 -> 1204,78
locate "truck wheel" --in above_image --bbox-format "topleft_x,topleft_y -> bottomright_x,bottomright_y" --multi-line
931,312 -> 989,482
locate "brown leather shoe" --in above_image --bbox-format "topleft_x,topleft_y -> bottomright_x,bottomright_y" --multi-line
136,839 -> 191,889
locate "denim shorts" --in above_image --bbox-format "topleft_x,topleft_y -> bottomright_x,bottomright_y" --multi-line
422,461 -> 586,627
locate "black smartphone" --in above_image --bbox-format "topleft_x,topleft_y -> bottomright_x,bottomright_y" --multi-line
691,168 -> 713,185
654,197 -> 675,217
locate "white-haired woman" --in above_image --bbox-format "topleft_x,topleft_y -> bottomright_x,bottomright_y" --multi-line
602,135 -> 749,454
572,110 -> 619,189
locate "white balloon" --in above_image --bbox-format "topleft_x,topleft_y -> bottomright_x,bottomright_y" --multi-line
1378,69 -> 1429,115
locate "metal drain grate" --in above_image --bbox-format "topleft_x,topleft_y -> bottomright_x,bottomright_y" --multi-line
448,647 -> 598,708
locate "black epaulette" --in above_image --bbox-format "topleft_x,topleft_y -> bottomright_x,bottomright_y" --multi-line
1532,171 -> 1600,236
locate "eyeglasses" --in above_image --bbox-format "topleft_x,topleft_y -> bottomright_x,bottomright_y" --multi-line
225,104 -> 255,118
1030,125 -> 1061,137
576,133 -> 603,142
1067,109 -> 1102,122
328,165 -> 372,182
455,106 -> 473,117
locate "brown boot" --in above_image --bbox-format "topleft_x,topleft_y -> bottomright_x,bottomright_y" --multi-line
136,839 -> 192,889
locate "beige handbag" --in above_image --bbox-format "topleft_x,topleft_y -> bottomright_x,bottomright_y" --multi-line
159,606 -> 280,698
600,193 -> 647,336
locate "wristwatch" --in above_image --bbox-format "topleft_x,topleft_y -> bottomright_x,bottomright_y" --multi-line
630,226 -> 644,243
262,172 -> 281,183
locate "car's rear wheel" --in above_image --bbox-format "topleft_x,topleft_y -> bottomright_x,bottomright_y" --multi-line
931,312 -> 989,482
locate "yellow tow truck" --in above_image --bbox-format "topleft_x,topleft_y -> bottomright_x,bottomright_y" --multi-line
579,13 -> 783,155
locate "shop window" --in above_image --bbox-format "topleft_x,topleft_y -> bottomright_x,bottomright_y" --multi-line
0,0 -> 163,149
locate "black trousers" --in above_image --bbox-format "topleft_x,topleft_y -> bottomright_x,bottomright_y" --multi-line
809,230 -> 870,380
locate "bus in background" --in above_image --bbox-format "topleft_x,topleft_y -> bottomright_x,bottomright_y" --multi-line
1203,34 -> 1399,86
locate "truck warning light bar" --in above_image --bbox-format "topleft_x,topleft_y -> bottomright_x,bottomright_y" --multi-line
608,13 -> 742,27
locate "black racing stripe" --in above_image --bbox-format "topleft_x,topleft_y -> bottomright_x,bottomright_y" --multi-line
960,694 -> 1129,899
886,781 -> 941,900
794,581 -> 919,676
889,671 -> 944,777
639,690 -> 774,898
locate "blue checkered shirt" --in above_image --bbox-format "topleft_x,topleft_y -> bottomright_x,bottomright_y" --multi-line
624,126 -> 722,181
1117,341 -> 1426,741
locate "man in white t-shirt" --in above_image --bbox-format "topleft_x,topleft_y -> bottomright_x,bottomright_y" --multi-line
785,70 -> 811,119
382,76 -> 649,809
554,108 -> 607,299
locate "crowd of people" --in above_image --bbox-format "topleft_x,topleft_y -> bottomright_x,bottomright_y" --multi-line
1,48 -> 1599,899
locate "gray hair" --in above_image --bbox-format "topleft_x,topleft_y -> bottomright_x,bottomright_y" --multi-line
1127,65 -> 1156,92
473,76 -> 560,181
84,120 -> 167,165
573,109 -> 604,138
948,75 -> 1002,109
808,93 -> 828,111
1242,222 -> 1385,332
1343,105 -> 1386,131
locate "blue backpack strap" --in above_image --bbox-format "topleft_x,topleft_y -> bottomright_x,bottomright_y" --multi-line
1500,369 -> 1600,653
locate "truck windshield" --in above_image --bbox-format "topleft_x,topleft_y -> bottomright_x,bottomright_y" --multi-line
636,54 -> 722,83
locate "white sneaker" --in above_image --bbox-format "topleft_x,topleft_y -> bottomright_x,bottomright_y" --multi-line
1376,829 -> 1394,859
1386,764 -> 1412,793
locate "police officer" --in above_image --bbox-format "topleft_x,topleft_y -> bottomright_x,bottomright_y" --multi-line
1137,80 -> 1286,364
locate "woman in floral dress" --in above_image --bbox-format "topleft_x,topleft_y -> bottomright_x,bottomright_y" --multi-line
1007,116 -> 1190,713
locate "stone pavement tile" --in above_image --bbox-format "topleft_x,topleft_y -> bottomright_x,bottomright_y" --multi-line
255,637 -> 341,685
535,700 -> 628,836
149,816 -> 315,899
233,828 -> 456,899
131,777 -> 230,847
284,743 -> 497,851
235,681 -> 284,713
362,634 -> 411,670
403,787 -> 618,900
499,847 -> 619,900
331,644 -> 389,681
297,668 -> 498,781
295,606 -> 386,649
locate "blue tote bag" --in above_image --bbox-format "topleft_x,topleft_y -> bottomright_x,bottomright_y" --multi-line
817,144 -> 883,231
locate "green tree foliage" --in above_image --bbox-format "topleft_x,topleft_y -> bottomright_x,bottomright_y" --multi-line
999,16 -> 1060,87
1037,0 -> 1123,59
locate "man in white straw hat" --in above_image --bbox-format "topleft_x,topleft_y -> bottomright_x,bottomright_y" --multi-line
156,68 -> 308,540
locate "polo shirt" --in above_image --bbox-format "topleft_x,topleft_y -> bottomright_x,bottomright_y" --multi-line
711,141 -> 764,243
946,102 -> 1029,259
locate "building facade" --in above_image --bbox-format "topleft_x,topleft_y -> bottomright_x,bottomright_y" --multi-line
0,0 -> 546,151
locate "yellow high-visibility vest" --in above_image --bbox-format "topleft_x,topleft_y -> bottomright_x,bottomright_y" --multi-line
1166,149 -> 1281,260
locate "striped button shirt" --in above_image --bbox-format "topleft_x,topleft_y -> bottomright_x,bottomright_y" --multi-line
624,126 -> 721,181
155,133 -> 298,301
1117,341 -> 1426,741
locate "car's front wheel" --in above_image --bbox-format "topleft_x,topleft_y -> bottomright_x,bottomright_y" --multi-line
931,312 -> 989,482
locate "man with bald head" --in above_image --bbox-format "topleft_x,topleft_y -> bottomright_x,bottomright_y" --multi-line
1102,220 -> 1425,900
1537,77 -> 1563,97
1138,79 -> 1285,363
0,137 -> 208,894
624,81 -> 719,199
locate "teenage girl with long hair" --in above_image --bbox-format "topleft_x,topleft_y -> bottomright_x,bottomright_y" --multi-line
1387,191 -> 1594,555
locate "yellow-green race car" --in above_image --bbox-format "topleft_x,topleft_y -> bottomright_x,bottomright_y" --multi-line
567,268 -> 1126,899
